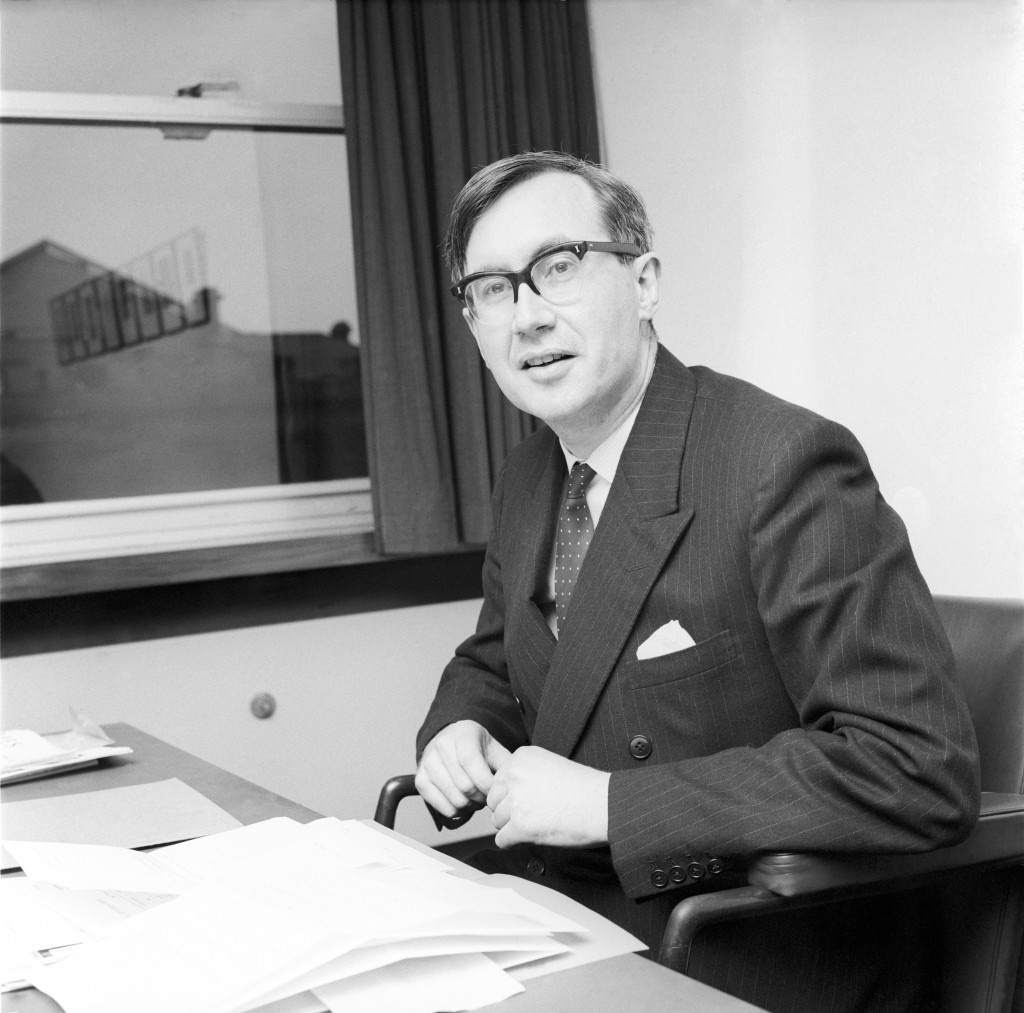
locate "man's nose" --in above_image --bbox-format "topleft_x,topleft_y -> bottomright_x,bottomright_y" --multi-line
512,280 -> 554,331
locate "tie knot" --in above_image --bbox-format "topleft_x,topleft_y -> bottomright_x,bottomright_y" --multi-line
567,461 -> 595,501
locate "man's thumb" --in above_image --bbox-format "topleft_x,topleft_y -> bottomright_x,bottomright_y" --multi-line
483,735 -> 512,771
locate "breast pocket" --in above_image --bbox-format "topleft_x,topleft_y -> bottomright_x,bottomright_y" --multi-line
627,629 -> 739,690
616,629 -> 745,760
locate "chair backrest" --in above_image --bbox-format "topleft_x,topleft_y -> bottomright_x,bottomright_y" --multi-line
931,596 -> 1024,1012
932,596 -> 1024,794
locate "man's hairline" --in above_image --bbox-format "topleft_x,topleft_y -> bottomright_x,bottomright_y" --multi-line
452,168 -> 615,281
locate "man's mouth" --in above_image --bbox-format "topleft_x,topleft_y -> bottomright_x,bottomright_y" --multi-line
522,353 -> 573,370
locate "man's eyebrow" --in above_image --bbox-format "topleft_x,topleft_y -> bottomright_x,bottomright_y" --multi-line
468,237 -> 575,275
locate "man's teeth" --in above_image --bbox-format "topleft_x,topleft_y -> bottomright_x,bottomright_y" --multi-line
525,353 -> 568,368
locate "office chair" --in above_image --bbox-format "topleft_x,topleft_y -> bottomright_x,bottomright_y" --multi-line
376,595 -> 1024,1011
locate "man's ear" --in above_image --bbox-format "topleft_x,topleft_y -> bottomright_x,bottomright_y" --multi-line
634,252 -> 661,325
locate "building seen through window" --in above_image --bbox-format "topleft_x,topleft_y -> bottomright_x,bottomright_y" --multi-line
0,0 -> 366,512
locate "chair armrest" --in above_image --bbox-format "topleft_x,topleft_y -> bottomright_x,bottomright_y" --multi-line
750,792 -> 1024,897
658,792 -> 1024,972
373,773 -> 476,831
373,774 -> 420,829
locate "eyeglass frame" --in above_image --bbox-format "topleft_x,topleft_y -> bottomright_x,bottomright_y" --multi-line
450,240 -> 643,317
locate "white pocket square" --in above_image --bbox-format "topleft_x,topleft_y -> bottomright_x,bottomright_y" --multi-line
636,620 -> 697,660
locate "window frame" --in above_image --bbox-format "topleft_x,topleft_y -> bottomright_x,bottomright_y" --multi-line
0,88 -> 375,601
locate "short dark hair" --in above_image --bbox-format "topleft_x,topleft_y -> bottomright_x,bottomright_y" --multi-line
443,151 -> 653,280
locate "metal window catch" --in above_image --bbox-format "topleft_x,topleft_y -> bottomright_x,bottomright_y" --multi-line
175,81 -> 240,98
163,82 -> 240,138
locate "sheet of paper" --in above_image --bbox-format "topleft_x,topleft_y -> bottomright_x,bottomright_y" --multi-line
486,873 -> 647,980
238,931 -> 566,1009
313,953 -> 523,1013
302,818 -> 452,875
7,817 -> 453,893
27,848 -> 367,1013
157,817 -> 452,889
5,840 -> 199,893
26,824 -> 588,1013
1,879 -> 84,993
1,879 -> 171,949
0,879 -> 173,992
2,729 -> 68,767
25,836 -> 496,1013
1,777 -> 241,870
1,710 -> 128,785
247,994 -> 326,1013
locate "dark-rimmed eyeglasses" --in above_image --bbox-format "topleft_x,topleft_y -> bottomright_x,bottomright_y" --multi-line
451,240 -> 642,325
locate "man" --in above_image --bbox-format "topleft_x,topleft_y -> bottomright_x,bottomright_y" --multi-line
416,151 -> 979,1010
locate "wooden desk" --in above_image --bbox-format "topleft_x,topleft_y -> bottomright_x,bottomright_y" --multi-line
2,724 -> 759,1012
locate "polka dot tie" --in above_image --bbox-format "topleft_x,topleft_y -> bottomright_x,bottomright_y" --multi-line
554,461 -> 596,636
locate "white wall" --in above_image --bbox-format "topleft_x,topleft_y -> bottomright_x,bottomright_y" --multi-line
590,0 -> 1022,599
4,1 -> 1020,842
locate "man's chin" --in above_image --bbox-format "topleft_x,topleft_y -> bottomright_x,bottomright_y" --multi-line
501,373 -> 579,418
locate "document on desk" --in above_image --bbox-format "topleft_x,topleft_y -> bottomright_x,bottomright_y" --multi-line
18,817 -> 642,1013
1,777 -> 242,871
1,711 -> 132,785
0,879 -> 174,992
6,815 -> 451,892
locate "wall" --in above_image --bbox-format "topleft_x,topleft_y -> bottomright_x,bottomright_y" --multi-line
590,0 -> 1022,599
3,1 -> 1021,844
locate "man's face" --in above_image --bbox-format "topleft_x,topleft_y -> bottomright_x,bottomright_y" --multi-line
461,171 -> 658,450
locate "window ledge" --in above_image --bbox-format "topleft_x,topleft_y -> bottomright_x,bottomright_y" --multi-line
1,481 -> 375,599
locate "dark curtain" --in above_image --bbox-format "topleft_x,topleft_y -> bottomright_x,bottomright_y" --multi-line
337,0 -> 600,553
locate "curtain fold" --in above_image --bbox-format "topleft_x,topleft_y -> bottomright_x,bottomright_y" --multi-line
338,0 -> 600,553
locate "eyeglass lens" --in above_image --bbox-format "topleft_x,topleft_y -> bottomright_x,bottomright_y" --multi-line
465,248 -> 585,321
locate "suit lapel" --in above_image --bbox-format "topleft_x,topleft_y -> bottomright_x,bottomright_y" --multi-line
507,434 -> 563,709
531,349 -> 699,756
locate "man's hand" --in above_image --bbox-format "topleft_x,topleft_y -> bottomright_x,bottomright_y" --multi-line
415,720 -> 512,819
486,746 -> 610,849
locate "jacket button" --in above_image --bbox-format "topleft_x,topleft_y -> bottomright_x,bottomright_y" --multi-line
525,857 -> 545,877
687,861 -> 706,880
651,868 -> 669,888
708,858 -> 725,876
669,865 -> 686,884
629,734 -> 653,760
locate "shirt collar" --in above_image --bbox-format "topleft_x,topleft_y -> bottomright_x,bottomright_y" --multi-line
560,397 -> 644,485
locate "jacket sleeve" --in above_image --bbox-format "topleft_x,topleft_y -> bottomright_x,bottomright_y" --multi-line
416,467 -> 530,761
607,415 -> 981,900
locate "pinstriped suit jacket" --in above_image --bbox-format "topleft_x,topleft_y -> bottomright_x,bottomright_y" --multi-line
418,346 -> 979,1009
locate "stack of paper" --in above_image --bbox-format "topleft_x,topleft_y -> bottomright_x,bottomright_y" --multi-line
4,817 -> 641,1013
1,711 -> 132,785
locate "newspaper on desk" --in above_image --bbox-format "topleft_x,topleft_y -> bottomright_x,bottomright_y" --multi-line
1,711 -> 132,785
3,817 -> 644,1013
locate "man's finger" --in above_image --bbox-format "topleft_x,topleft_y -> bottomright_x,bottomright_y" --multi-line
494,821 -> 521,849
415,774 -> 458,818
457,744 -> 497,798
483,736 -> 513,771
416,759 -> 470,814
485,776 -> 509,813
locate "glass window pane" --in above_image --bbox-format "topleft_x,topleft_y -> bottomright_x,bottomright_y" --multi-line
1,124 -> 366,504
0,0 -> 342,104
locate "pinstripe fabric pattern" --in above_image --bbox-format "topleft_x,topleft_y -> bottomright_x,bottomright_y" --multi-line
417,346 -> 979,1011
